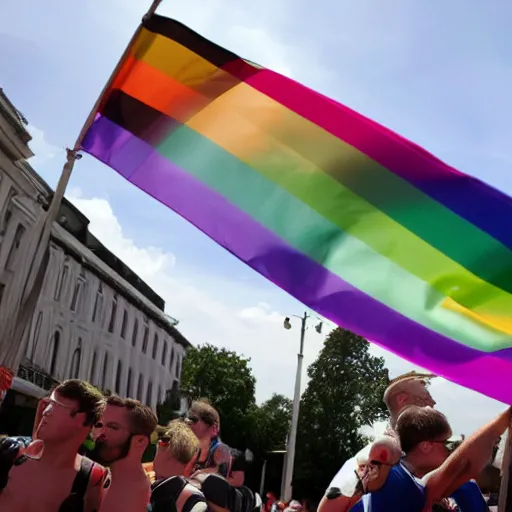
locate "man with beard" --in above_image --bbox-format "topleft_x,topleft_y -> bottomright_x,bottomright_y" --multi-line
186,400 -> 231,478
91,395 -> 158,512
0,379 -> 107,512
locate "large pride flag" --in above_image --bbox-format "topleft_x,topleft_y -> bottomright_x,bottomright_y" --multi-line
81,14 -> 512,403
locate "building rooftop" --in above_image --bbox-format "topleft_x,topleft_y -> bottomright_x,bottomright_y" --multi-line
0,89 -> 191,348
0,88 -> 31,145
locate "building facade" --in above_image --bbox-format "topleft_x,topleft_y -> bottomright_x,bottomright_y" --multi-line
0,88 -> 189,433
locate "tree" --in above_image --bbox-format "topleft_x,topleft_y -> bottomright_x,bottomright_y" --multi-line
156,380 -> 182,426
180,344 -> 257,449
293,327 -> 390,500
258,393 -> 293,451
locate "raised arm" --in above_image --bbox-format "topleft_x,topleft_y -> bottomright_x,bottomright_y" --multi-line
422,407 -> 512,509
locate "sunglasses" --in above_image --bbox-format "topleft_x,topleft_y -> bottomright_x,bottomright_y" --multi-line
434,439 -> 461,453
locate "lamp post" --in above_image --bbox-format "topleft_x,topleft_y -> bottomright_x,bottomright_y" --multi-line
281,312 -> 323,502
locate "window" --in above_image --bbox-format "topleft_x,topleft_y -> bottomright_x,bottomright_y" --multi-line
136,374 -> 144,401
0,283 -> 4,307
70,340 -> 82,379
152,334 -> 158,360
161,341 -> 168,366
101,353 -> 109,390
108,296 -> 117,333
0,189 -> 16,236
169,348 -> 175,372
131,319 -> 139,347
92,285 -> 103,323
157,385 -> 162,405
54,265 -> 69,301
115,360 -> 122,394
70,282 -> 81,311
120,309 -> 128,339
176,356 -> 182,380
70,271 -> 86,313
90,351 -> 98,385
6,224 -> 26,271
146,381 -> 153,407
49,331 -> 60,376
27,311 -> 43,359
126,368 -> 133,397
142,321 -> 149,354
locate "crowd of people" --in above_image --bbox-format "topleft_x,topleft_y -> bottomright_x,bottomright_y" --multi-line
0,380 -> 257,512
0,371 -> 509,511
318,372 -> 506,511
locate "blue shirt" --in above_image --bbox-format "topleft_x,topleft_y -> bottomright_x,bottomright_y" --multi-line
349,464 -> 488,511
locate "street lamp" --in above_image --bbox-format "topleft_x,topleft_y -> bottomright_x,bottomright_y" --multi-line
281,312 -> 323,502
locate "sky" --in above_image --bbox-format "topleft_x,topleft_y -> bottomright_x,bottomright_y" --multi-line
1,0 -> 511,436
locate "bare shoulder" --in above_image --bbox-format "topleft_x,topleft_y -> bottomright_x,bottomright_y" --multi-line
214,443 -> 231,462
83,458 -> 109,512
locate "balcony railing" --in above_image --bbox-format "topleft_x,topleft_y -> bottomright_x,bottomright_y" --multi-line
17,359 -> 60,392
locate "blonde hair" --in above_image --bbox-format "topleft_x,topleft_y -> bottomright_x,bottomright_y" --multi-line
383,371 -> 436,409
163,420 -> 200,465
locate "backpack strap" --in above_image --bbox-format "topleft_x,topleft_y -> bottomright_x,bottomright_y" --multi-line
0,437 -> 30,491
58,456 -> 103,512
70,456 -> 95,498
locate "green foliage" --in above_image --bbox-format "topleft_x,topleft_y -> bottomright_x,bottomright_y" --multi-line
180,344 -> 256,449
246,393 -> 293,456
294,327 -> 390,500
156,380 -> 182,426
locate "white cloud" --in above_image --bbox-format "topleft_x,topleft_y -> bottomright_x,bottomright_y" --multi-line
226,26 -> 294,77
65,190 -> 506,437
69,192 -> 174,279
27,124 -> 65,169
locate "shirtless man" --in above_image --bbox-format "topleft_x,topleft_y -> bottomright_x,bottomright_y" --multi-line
92,395 -> 158,512
186,400 -> 231,478
0,379 -> 107,512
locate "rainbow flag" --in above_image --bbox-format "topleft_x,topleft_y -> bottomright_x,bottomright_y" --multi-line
81,14 -> 512,403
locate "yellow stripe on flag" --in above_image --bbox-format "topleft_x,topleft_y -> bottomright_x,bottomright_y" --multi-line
443,297 -> 512,336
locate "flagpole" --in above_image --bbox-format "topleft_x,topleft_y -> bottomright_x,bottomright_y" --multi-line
499,426 -> 512,511
0,0 -> 164,404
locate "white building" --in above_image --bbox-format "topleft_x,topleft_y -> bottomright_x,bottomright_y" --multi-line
0,88 -> 190,433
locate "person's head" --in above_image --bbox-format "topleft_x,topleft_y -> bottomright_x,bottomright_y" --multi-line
383,372 -> 436,420
37,380 -> 104,444
93,395 -> 157,465
186,400 -> 220,441
154,419 -> 200,479
396,405 -> 453,474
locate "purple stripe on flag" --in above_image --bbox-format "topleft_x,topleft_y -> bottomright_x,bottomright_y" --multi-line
81,114 -> 512,404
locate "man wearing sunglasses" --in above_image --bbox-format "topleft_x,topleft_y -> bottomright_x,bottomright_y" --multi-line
319,372 -> 435,512
185,400 -> 231,478
350,406 -> 489,511
150,420 -> 207,512
0,379 -> 107,512
91,395 -> 158,512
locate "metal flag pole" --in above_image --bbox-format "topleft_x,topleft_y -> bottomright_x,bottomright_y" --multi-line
498,425 -> 512,511
281,312 -> 308,502
0,0 -> 164,404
